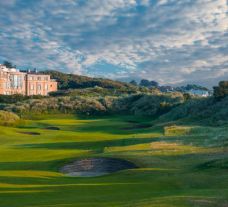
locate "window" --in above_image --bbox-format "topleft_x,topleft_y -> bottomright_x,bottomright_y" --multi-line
30,84 -> 34,90
37,77 -> 41,81
37,84 -> 41,90
10,75 -> 23,89
44,84 -> 48,90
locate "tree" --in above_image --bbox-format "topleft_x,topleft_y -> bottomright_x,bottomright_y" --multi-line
140,79 -> 159,88
183,93 -> 191,101
3,61 -> 14,68
129,80 -> 137,86
140,79 -> 151,87
185,84 -> 208,91
150,81 -> 159,88
213,81 -> 228,99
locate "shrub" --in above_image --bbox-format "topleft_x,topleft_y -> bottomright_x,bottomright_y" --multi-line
0,110 -> 20,126
213,81 -> 228,99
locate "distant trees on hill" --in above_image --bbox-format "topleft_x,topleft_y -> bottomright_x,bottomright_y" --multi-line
129,79 -> 159,88
139,79 -> 158,87
129,80 -> 137,86
42,70 -> 135,90
176,84 -> 209,92
139,79 -> 159,88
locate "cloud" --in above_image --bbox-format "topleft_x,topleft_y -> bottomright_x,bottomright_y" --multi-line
0,0 -> 227,86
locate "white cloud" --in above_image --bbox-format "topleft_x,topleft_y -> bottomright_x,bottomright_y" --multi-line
0,0 -> 227,86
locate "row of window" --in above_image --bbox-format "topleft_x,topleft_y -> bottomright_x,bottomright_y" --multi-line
0,82 -> 49,90
0,82 -> 23,89
30,84 -> 49,90
28,76 -> 49,81
3,91 -> 47,95
29,91 -> 46,95
3,91 -> 12,95
0,74 -> 49,81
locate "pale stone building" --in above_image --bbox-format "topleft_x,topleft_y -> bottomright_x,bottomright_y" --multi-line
0,64 -> 57,96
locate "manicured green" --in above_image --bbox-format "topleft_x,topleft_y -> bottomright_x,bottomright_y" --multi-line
0,114 -> 227,207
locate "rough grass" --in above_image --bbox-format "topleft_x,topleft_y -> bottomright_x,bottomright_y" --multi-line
164,125 -> 192,136
0,115 -> 227,207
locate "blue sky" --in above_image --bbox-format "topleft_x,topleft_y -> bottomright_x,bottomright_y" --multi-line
0,0 -> 227,86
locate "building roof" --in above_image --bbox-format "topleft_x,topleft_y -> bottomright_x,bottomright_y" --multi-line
0,64 -> 18,72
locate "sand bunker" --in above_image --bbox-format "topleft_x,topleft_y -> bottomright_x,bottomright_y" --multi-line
60,157 -> 137,177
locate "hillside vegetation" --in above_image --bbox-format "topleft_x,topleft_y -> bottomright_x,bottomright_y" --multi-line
159,96 -> 228,125
0,80 -> 227,125
42,70 -> 136,90
0,92 -> 184,117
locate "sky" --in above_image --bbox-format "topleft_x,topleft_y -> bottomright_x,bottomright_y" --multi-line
0,0 -> 227,86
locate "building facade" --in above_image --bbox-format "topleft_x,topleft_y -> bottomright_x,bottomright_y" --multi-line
0,64 -> 57,96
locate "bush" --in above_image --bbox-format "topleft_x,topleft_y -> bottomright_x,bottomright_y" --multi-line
213,81 -> 228,99
0,110 -> 20,126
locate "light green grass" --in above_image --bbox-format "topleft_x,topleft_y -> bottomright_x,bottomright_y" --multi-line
0,115 -> 227,207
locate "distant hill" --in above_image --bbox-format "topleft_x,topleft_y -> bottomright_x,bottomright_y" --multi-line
41,70 -> 135,90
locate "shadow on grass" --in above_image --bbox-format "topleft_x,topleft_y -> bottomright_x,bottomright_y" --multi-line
18,115 -> 163,135
0,158 -> 82,174
0,160 -> 57,171
17,137 -> 162,153
67,120 -> 163,135
196,158 -> 228,170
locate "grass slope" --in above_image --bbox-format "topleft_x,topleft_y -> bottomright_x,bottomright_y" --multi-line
0,114 -> 227,207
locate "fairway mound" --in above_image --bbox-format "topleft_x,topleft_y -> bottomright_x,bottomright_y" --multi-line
44,126 -> 60,130
18,131 -> 40,135
60,157 -> 137,177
